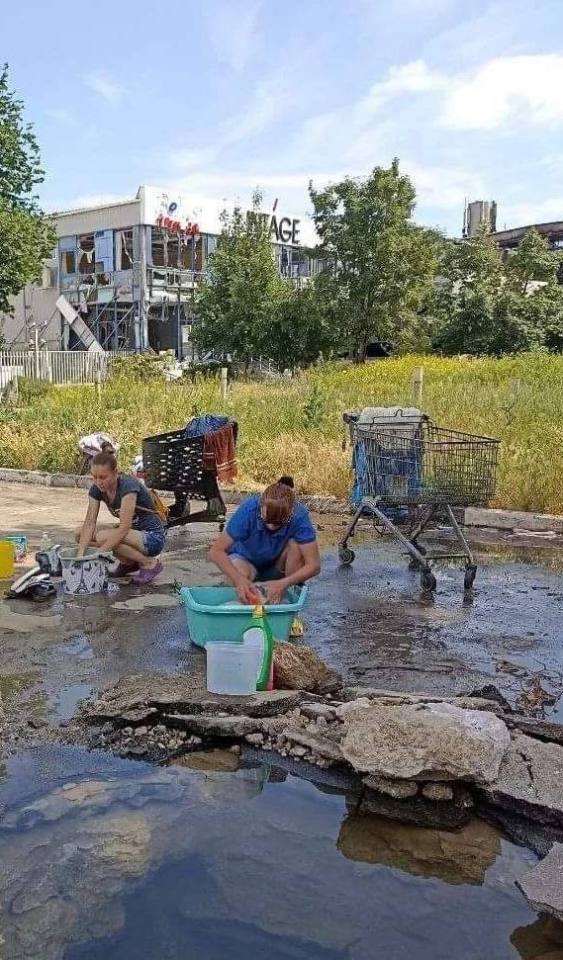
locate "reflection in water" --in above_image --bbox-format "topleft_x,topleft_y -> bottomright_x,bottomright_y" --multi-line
0,746 -> 543,960
511,914 -> 563,959
338,813 -> 501,885
55,682 -> 96,720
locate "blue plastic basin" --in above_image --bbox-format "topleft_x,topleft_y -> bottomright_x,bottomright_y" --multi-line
179,585 -> 308,647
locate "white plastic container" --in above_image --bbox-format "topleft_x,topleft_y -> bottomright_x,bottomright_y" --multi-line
206,641 -> 258,695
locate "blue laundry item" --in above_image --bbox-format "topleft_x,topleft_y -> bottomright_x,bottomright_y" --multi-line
351,438 -> 421,522
184,415 -> 229,438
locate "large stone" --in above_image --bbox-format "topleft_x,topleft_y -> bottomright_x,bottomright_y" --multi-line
339,700 -> 510,784
162,713 -> 260,738
273,643 -> 341,695
517,844 -> 563,922
281,727 -> 343,762
364,775 -> 418,799
482,733 -> 563,826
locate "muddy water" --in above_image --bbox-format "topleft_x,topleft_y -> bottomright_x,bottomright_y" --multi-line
0,744 -> 559,960
306,539 -> 563,712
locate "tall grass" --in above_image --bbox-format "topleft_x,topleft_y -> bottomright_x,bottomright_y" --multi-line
0,354 -> 561,513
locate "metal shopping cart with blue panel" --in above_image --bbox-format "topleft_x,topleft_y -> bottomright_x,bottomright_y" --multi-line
339,407 -> 500,591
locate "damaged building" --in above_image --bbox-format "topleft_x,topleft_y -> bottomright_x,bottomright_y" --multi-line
1,186 -> 318,355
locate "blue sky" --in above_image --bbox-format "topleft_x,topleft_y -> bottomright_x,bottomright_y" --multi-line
4,0 -> 563,235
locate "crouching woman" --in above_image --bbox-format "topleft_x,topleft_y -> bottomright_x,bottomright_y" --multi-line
208,477 -> 321,604
76,450 -> 166,585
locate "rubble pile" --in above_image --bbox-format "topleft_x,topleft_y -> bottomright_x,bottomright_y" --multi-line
75,648 -> 563,921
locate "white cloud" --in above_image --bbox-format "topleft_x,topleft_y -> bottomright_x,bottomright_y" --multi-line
499,196 -> 563,229
403,160 -> 485,213
84,72 -> 124,105
165,76 -> 289,177
203,0 -> 262,73
356,60 -> 445,119
442,54 -> 563,129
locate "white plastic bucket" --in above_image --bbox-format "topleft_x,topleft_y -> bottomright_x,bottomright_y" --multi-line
59,548 -> 110,596
206,641 -> 258,695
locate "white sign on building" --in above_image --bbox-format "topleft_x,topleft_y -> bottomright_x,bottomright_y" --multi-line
138,186 -> 316,247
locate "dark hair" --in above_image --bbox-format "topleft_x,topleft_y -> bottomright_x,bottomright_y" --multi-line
278,475 -> 294,489
100,440 -> 115,453
261,479 -> 296,525
91,450 -> 118,471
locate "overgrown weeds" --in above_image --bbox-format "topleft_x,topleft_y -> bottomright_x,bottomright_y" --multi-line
0,354 -> 561,513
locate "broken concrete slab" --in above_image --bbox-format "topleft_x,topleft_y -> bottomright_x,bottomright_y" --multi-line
163,714 -> 261,739
82,674 -> 303,722
482,733 -> 563,826
340,686 -> 506,713
464,507 -> 563,534
339,700 -> 510,784
517,843 -> 563,922
505,715 -> 563,747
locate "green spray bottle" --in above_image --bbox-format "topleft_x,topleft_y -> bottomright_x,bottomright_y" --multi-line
242,604 -> 274,691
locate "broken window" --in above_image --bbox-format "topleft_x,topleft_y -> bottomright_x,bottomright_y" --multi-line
181,235 -> 201,270
115,229 -> 134,270
151,227 -> 166,267
95,230 -> 114,275
78,234 -> 95,275
61,250 -> 76,275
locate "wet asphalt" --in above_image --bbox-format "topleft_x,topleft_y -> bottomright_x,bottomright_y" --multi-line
0,522 -> 562,747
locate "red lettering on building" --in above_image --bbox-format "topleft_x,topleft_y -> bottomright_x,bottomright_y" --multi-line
155,215 -> 200,237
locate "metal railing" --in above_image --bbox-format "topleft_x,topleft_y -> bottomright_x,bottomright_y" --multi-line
0,350 -> 130,385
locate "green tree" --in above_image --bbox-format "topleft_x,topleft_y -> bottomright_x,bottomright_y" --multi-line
309,160 -> 440,362
501,229 -> 563,352
432,228 -> 503,355
263,282 -> 339,370
434,227 -> 563,355
194,192 -> 287,366
0,63 -> 55,314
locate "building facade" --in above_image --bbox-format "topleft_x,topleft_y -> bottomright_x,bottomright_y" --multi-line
491,220 -> 563,255
1,186 -> 318,354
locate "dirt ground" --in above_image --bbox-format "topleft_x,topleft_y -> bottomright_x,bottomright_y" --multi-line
0,482 -> 562,752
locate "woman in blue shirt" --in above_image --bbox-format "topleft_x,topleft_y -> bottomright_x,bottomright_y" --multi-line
208,477 -> 321,604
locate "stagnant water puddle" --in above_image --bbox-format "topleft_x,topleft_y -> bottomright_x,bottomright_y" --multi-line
0,745 -> 560,960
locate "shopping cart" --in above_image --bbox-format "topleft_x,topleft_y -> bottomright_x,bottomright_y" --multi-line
338,408 -> 500,591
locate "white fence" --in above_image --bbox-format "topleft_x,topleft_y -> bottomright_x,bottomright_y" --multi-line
0,351 -> 120,386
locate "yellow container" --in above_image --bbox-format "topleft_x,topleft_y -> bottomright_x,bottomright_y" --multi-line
0,540 -> 15,579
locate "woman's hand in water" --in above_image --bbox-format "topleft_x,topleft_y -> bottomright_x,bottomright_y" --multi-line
263,581 -> 285,605
235,578 -> 261,605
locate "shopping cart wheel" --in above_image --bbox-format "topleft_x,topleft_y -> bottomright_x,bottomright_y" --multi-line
338,546 -> 355,566
464,564 -> 477,590
420,569 -> 437,592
